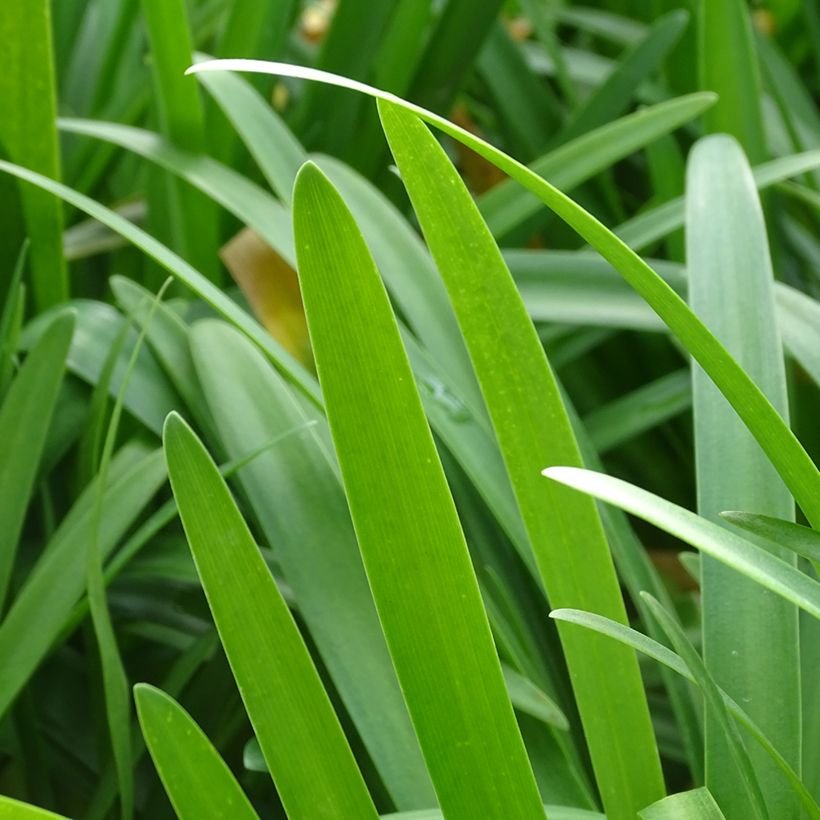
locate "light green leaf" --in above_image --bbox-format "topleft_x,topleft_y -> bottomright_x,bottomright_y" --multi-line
0,0 -> 67,308
163,412 -> 378,820
292,162 -> 544,819
639,788 -> 726,819
134,683 -> 259,820
378,99 -> 664,819
0,443 -> 166,720
543,468 -> 820,620
0,159 -> 319,407
0,310 -> 73,606
721,512 -> 820,568
687,133 -> 800,818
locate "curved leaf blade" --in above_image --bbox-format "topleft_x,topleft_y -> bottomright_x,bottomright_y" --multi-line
163,412 -> 378,820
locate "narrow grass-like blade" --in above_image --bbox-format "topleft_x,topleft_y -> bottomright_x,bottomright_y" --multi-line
549,608 -> 820,818
140,0 -> 220,282
0,0 -> 67,307
638,788 -> 726,819
109,276 -> 217,441
641,594 -> 767,819
0,310 -> 73,606
378,100 -> 664,819
134,683 -> 259,820
185,61 -> 820,527
163,413 -> 378,820
722,513 -> 820,568
698,0 -> 766,161
544,468 -> 820,620
615,151 -> 820,251
687,134 -> 800,819
292,162 -> 544,819
0,160 -> 319,406
557,9 -> 688,144
479,93 -> 716,239
0,443 -> 166,719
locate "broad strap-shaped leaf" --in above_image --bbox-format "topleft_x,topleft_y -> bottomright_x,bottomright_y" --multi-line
639,788 -> 726,819
544,468 -> 820,620
134,684 -> 259,820
687,134 -> 800,819
163,412 -> 378,820
292,162 -> 544,820
185,60 -> 820,529
0,309 -> 74,606
378,99 -> 664,820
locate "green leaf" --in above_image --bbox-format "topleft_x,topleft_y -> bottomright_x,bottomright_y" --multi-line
190,320 -> 434,809
0,443 -> 166,720
292,162 -> 544,819
163,412 -> 378,820
134,683 -> 259,820
502,664 -> 569,731
0,797 -> 69,819
0,0 -> 67,307
639,788 -> 726,819
0,159 -> 319,407
0,310 -> 73,606
640,594 -> 767,820
185,61 -> 820,528
687,133 -> 800,818
549,608 -> 820,819
22,300 -> 181,436
141,0 -> 220,282
382,808 -> 604,820
698,0 -> 766,161
721,512 -> 820,568
378,99 -> 664,819
556,9 -> 689,144
478,93 -> 716,239
543,468 -> 820,620
615,151 -> 820,252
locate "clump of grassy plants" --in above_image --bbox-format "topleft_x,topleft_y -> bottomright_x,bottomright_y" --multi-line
1,2 -> 819,819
